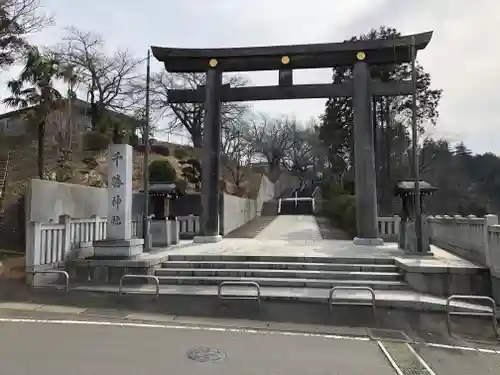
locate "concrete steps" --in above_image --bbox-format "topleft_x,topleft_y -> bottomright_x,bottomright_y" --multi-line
161,261 -> 398,272
155,268 -> 402,281
224,216 -> 276,238
166,255 -> 395,264
155,255 -> 408,291
72,284 -> 496,314
153,276 -> 407,289
260,201 -> 278,216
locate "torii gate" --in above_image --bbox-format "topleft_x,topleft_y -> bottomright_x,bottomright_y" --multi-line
151,31 -> 433,245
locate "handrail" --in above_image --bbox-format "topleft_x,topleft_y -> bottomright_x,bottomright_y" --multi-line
0,151 -> 10,210
217,281 -> 261,306
119,275 -> 160,299
28,270 -> 70,293
328,286 -> 376,316
446,295 -> 498,338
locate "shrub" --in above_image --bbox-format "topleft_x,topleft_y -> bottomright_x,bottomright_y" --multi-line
82,131 -> 111,151
322,182 -> 357,236
148,159 -> 177,182
179,158 -> 201,186
173,148 -> 188,160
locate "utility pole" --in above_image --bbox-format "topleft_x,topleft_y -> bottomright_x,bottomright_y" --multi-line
411,36 -> 423,253
142,49 -> 151,251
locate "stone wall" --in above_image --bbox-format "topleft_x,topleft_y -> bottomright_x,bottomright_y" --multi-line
25,173 -> 275,239
221,193 -> 258,235
255,174 -> 275,215
25,179 -> 107,223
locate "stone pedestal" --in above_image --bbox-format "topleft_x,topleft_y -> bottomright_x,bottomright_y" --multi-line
169,219 -> 180,244
399,217 -> 431,254
193,235 -> 223,243
93,239 -> 144,257
93,144 -> 144,257
491,271 -> 500,306
151,219 -> 180,247
353,237 -> 384,246
151,220 -> 169,247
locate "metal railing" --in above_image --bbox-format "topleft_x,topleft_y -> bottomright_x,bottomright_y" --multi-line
119,275 -> 160,299
446,295 -> 498,338
0,151 -> 10,211
217,281 -> 261,306
328,286 -> 376,316
28,270 -> 70,292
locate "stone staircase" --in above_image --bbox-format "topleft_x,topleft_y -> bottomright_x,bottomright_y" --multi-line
224,216 -> 277,238
260,201 -> 278,216
154,255 -> 408,291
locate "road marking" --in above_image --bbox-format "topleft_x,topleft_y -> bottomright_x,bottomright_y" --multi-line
377,341 -> 405,375
0,317 -> 370,341
406,343 -> 438,375
427,342 -> 500,354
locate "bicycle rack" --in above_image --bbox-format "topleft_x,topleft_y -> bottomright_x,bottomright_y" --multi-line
328,286 -> 376,316
446,295 -> 498,338
28,270 -> 70,293
119,275 -> 160,299
218,281 -> 261,306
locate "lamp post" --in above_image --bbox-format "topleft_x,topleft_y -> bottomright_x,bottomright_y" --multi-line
410,36 -> 423,253
142,49 -> 151,251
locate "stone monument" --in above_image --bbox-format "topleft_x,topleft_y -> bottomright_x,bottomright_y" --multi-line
93,144 -> 144,257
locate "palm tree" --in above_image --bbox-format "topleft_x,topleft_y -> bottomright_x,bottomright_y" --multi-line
3,46 -> 64,179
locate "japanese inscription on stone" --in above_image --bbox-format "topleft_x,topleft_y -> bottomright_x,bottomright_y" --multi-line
106,144 -> 133,240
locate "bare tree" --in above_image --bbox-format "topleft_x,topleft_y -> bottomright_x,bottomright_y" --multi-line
52,28 -> 143,130
222,120 -> 254,188
149,71 -> 249,148
0,0 -> 53,69
247,115 -> 296,181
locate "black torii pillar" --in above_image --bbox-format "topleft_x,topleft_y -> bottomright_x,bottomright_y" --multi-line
352,61 -> 382,245
193,68 -> 223,243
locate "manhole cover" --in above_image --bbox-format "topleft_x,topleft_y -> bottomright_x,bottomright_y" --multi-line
186,347 -> 226,362
369,328 -> 412,343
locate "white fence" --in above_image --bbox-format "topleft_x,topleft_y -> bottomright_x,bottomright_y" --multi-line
428,214 -> 499,269
377,216 -> 401,240
177,215 -> 200,237
26,215 -> 199,269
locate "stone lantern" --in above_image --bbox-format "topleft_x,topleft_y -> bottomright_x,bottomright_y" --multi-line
142,181 -> 183,247
395,180 -> 437,253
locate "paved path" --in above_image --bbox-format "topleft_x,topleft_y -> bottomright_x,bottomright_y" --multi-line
256,215 -> 323,241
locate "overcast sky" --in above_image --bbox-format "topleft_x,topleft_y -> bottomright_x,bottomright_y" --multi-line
1,0 -> 498,154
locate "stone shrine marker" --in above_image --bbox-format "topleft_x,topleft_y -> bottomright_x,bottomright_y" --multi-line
93,144 -> 144,257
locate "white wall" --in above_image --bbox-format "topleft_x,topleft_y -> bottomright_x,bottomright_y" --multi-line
255,174 -> 275,215
222,193 -> 258,235
221,174 -> 276,235
26,179 -> 107,223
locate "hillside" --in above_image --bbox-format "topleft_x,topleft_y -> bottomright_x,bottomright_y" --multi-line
0,134 -> 267,250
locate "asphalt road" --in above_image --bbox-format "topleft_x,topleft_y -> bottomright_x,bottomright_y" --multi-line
0,319 -> 392,375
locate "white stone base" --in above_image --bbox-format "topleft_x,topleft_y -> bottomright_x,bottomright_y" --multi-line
353,237 -> 384,246
403,250 -> 434,257
93,238 -> 144,257
193,235 -> 223,244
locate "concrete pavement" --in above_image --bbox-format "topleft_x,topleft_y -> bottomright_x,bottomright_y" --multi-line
0,318 -> 391,375
0,313 -> 498,375
0,301 -> 498,374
